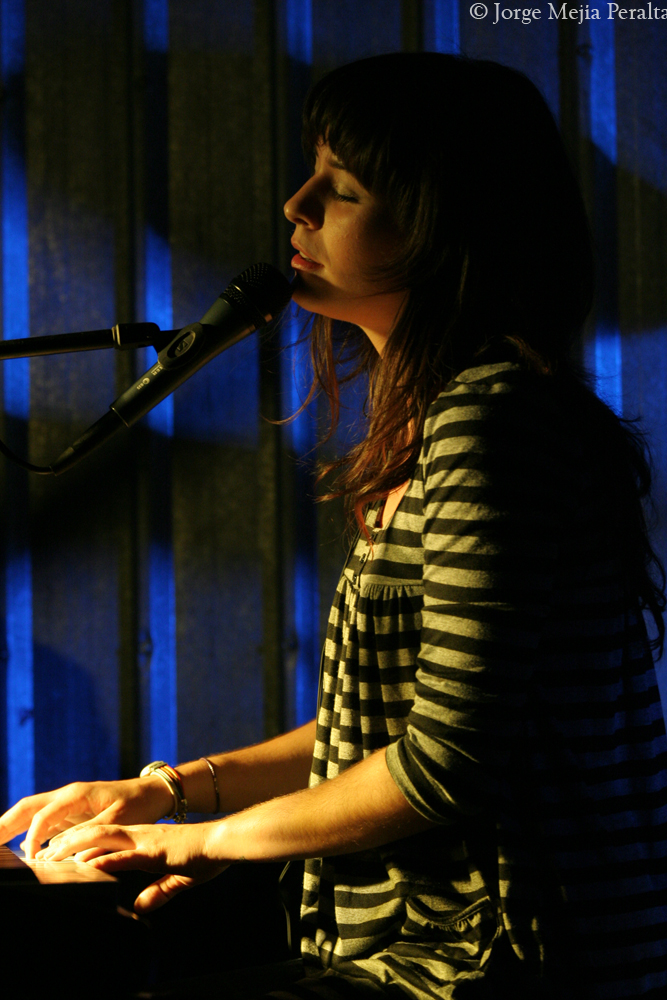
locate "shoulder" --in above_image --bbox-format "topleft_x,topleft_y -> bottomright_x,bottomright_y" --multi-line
423,361 -> 533,452
420,361 -> 570,495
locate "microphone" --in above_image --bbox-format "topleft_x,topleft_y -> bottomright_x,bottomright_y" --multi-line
50,263 -> 293,475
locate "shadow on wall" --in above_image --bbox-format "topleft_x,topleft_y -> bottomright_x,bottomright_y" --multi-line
33,642 -> 116,793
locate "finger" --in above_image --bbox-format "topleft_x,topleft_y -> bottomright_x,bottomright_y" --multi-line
38,825 -> 128,862
23,800 -> 88,859
42,807 -> 118,842
23,818 -> 77,855
73,847 -> 111,863
88,849 -> 162,874
22,815 -> 58,859
0,810 -> 27,845
134,874 -> 197,914
0,794 -> 53,847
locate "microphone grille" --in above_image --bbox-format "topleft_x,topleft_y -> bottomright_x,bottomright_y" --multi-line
224,263 -> 293,325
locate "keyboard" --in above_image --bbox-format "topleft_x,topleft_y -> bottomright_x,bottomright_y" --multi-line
0,842 -> 117,891
0,844 -> 149,997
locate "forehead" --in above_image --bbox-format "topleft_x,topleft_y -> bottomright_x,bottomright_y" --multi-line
312,140 -> 389,213
314,143 -> 374,196
315,142 -> 348,172
311,136 -> 384,203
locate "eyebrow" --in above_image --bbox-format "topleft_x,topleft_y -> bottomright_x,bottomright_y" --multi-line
323,153 -> 348,171
317,149 -> 362,186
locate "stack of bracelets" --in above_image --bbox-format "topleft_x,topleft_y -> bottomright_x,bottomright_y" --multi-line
139,758 -> 220,821
139,761 -> 188,823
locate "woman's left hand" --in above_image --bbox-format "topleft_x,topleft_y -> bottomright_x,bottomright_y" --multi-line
35,821 -> 229,912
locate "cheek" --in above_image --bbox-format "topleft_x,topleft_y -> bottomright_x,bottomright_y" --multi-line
349,214 -> 392,250
354,224 -> 402,282
362,205 -> 402,255
325,228 -> 373,286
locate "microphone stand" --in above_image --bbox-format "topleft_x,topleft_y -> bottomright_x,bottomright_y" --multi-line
0,322 -> 177,360
0,262 -> 293,477
0,322 -> 178,475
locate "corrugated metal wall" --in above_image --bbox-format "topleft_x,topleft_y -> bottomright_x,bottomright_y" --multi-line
1,0 -> 665,811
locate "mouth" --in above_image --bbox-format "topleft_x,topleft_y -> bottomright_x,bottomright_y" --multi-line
290,239 -> 322,272
290,238 -> 322,271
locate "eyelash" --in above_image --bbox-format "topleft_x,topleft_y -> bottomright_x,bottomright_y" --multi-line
332,189 -> 358,203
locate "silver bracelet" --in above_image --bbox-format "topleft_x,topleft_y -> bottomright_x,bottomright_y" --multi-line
201,757 -> 221,813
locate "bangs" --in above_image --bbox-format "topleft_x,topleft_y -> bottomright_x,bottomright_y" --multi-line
301,63 -> 404,199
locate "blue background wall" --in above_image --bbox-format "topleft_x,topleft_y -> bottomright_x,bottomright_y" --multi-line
0,0 -> 665,810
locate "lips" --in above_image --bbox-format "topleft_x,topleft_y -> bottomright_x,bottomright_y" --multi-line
291,237 -> 318,260
293,243 -> 317,262
291,238 -> 322,271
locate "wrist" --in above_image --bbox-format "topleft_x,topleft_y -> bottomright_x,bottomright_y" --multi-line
143,773 -> 175,818
202,816 -> 231,863
139,762 -> 187,822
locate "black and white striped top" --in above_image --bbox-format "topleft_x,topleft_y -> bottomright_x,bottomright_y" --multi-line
300,362 -> 667,1000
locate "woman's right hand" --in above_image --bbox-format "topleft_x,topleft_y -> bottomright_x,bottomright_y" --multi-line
0,776 -> 174,859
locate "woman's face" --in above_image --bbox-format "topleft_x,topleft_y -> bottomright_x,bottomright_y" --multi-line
284,144 -> 407,353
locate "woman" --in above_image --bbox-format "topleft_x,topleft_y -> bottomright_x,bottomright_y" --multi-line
1,53 -> 665,1000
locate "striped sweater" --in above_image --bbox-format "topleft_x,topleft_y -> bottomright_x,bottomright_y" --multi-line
301,362 -> 667,999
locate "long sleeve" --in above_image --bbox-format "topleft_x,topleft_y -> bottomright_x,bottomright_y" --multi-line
386,365 -> 560,823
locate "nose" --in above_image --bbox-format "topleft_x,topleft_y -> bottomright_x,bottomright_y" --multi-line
284,177 -> 323,229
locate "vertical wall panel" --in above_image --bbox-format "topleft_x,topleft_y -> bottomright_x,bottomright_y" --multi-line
26,0 -> 124,786
312,0 -> 403,70
614,22 -> 667,695
1,0 -> 33,804
585,18 -> 622,416
141,0 -> 177,767
169,0 -> 267,758
424,0 -> 460,52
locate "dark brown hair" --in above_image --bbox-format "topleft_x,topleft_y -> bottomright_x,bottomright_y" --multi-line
300,54 -> 593,507
293,52 -> 664,653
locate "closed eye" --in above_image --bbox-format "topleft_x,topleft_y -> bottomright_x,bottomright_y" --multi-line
332,189 -> 358,203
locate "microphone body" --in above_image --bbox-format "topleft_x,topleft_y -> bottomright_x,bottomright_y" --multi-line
112,306 -> 251,429
50,263 -> 292,475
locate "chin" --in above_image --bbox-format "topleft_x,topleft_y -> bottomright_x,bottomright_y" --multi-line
290,275 -> 346,322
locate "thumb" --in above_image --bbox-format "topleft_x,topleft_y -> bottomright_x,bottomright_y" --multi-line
134,873 -> 197,913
